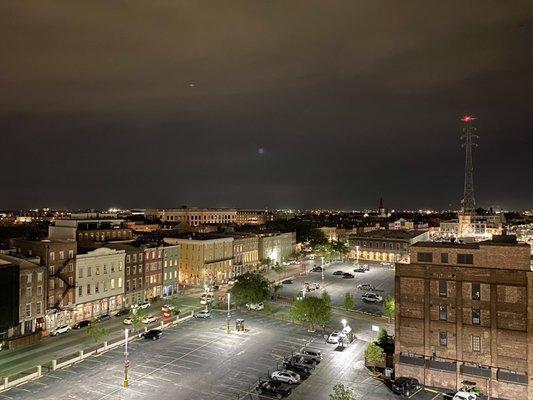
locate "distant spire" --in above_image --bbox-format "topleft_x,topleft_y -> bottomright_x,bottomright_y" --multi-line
460,115 -> 478,212
379,198 -> 384,210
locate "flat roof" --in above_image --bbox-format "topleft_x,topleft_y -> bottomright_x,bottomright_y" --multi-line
350,230 -> 427,240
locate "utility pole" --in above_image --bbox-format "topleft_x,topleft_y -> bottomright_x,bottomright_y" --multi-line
460,115 -> 478,213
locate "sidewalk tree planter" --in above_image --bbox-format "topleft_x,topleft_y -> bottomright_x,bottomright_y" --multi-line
86,320 -> 109,354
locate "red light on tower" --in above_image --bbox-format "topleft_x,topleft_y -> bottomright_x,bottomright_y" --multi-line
461,115 -> 476,123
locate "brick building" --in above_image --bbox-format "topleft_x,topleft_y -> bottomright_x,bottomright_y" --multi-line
143,245 -> 163,300
394,235 -> 532,399
106,243 -> 145,308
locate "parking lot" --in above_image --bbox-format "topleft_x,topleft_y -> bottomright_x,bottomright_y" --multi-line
277,261 -> 395,315
1,311 -> 398,400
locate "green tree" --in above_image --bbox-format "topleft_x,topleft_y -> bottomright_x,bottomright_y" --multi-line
166,295 -> 182,316
365,343 -> 385,371
87,320 -> 110,353
289,296 -> 331,332
383,296 -> 395,321
271,283 -> 282,300
329,383 -> 360,400
129,309 -> 145,332
295,223 -> 327,246
375,328 -> 395,355
344,292 -> 355,311
230,272 -> 270,306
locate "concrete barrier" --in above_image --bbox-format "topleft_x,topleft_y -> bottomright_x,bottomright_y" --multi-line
0,366 -> 42,391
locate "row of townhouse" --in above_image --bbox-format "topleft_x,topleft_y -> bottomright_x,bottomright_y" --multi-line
0,239 -> 180,342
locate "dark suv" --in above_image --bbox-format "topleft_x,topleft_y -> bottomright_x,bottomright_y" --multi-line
391,377 -> 420,396
255,380 -> 291,398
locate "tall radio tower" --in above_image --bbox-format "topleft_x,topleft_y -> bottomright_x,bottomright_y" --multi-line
460,115 -> 478,213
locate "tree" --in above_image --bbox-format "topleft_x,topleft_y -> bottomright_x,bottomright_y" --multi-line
365,343 -> 385,371
329,383 -> 360,400
230,272 -> 270,305
375,328 -> 394,355
271,283 -> 282,300
344,292 -> 355,311
321,290 -> 331,307
166,295 -> 182,316
87,320 -> 110,353
289,295 -> 331,332
383,296 -> 395,321
295,223 -> 327,246
129,309 -> 145,332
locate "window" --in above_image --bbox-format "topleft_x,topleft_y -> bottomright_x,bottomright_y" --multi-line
37,285 -> 43,296
103,281 -> 107,291
68,263 -> 73,272
457,253 -> 474,264
59,251 -> 65,260
132,265 -> 136,275
87,284 -> 91,295
49,265 -> 55,275
439,279 -> 447,297
87,267 -> 92,277
126,280 -> 130,291
126,255 -> 131,263
439,331 -> 447,347
78,268 -> 83,278
36,301 -> 42,314
37,272 -> 43,282
417,252 -> 433,262
25,303 -> 31,317
133,254 -> 137,262
103,265 -> 107,274
440,253 -> 449,263
126,266 -> 130,276
439,305 -> 447,321
118,277 -> 122,288
472,336 -> 481,352
139,253 -> 143,262
111,264 -> 115,273
49,279 -> 55,290
119,262 -> 123,271
139,265 -> 143,274
78,286 -> 82,297
27,273 -> 32,284
472,283 -> 480,300
472,308 -> 480,325
96,266 -> 100,275
164,272 -> 167,281
49,252 -> 55,261
68,250 -> 74,258
110,279 -> 115,290
68,277 -> 73,285
95,283 -> 99,294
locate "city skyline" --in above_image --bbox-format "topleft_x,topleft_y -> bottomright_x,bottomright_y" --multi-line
2,1 -> 533,210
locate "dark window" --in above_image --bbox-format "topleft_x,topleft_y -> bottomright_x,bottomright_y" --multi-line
472,336 -> 481,352
472,308 -> 480,325
439,305 -> 447,321
440,253 -> 449,263
439,331 -> 447,347
417,252 -> 433,262
457,253 -> 474,264
439,279 -> 447,297
472,283 -> 480,300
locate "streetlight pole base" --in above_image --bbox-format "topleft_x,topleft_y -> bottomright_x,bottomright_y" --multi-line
123,379 -> 129,388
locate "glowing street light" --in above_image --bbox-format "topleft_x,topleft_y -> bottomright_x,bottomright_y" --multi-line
226,292 -> 231,334
341,319 -> 347,328
123,328 -> 129,388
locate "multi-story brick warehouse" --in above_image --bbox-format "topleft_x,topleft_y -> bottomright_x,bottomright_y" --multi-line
14,239 -> 77,330
394,235 -> 532,399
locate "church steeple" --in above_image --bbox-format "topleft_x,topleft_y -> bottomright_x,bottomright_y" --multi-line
378,198 -> 386,217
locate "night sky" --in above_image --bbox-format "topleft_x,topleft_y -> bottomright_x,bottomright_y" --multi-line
2,1 -> 532,211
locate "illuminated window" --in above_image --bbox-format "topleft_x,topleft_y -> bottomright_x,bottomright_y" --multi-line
439,279 -> 447,297
472,283 -> 480,300
472,336 -> 481,352
439,305 -> 447,321
472,308 -> 480,325
439,331 -> 447,347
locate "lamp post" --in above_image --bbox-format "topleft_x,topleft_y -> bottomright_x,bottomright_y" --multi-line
123,328 -> 129,388
341,319 -> 347,328
356,245 -> 360,266
321,256 -> 324,282
226,292 -> 231,334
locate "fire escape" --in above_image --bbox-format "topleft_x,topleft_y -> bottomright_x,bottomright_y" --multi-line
51,256 -> 75,309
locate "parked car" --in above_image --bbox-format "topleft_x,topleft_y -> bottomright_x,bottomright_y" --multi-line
332,270 -> 344,276
227,279 -> 236,285
283,361 -> 311,378
353,267 -> 367,273
123,317 -> 133,325
162,304 -> 176,312
284,355 -> 316,370
311,266 -> 323,272
282,279 -> 293,284
194,310 -> 211,319
271,370 -> 301,384
72,320 -> 91,329
246,302 -> 264,311
142,315 -> 158,324
96,314 -> 111,322
50,325 -> 70,336
200,297 -> 214,305
327,331 -> 343,344
342,272 -> 355,279
255,380 -> 292,398
362,292 -> 383,303
391,377 -> 420,396
136,301 -> 150,310
452,392 -> 479,400
357,283 -> 375,291
114,308 -> 130,317
298,347 -> 322,363
141,329 -> 163,340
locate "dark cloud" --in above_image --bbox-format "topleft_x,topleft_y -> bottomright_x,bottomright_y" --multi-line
1,1 -> 532,210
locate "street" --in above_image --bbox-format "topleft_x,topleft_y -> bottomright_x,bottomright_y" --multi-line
0,311 -> 398,400
276,260 -> 395,315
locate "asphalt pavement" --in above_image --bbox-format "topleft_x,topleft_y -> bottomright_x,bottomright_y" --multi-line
276,260 -> 395,315
0,311 -> 399,400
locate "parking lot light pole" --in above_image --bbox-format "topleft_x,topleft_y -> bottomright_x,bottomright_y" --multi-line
321,256 -> 324,281
356,246 -> 360,265
226,292 -> 231,334
341,319 -> 347,329
123,328 -> 129,388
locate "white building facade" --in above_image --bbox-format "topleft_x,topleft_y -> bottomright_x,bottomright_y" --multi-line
74,247 -> 125,321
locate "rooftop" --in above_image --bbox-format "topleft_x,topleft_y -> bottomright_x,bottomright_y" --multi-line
350,229 -> 427,240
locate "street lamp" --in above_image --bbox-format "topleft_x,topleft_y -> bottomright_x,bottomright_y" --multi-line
123,328 -> 129,388
355,245 -> 360,266
341,319 -> 347,328
321,256 -> 324,282
226,292 -> 231,334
